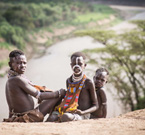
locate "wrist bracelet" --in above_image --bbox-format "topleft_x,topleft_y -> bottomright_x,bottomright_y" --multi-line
36,91 -> 41,99
58,90 -> 61,98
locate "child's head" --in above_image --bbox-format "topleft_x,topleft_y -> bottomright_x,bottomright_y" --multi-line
9,50 -> 27,74
70,52 -> 86,75
93,68 -> 109,88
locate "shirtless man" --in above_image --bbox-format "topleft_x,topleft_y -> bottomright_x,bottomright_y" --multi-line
90,68 -> 109,118
4,50 -> 65,122
47,52 -> 98,122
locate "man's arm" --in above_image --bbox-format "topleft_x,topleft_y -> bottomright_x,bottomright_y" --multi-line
76,79 -> 98,115
100,89 -> 107,118
16,76 -> 65,99
40,89 -> 66,100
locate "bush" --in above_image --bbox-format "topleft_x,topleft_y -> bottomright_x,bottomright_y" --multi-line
0,22 -> 15,43
3,5 -> 34,30
0,59 -> 8,69
0,22 -> 25,49
135,97 -> 145,109
0,42 -> 11,49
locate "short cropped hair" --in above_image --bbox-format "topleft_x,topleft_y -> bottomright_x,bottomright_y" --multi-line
95,68 -> 109,76
8,50 -> 25,69
9,50 -> 24,59
71,52 -> 86,60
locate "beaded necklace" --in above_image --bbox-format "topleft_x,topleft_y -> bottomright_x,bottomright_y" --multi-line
57,74 -> 86,114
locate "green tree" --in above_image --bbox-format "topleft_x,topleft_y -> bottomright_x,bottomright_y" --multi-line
3,6 -> 34,30
0,22 -> 25,49
76,20 -> 145,111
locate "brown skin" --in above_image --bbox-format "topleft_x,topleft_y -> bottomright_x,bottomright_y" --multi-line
90,72 -> 108,118
6,54 -> 66,118
90,88 -> 107,118
68,56 -> 98,115
67,76 -> 97,115
47,55 -> 98,122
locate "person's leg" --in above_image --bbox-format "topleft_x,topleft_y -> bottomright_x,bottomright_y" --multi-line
37,97 -> 61,116
60,113 -> 75,122
60,113 -> 87,122
46,111 -> 59,122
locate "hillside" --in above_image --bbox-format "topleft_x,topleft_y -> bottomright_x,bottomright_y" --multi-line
0,109 -> 145,135
0,1 -> 121,76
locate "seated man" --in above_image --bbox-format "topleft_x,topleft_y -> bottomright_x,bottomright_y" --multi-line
47,52 -> 98,122
4,50 -> 66,122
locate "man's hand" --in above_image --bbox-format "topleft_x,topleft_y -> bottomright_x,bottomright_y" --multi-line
59,89 -> 66,98
38,98 -> 43,104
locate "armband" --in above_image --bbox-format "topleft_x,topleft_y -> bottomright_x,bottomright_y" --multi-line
36,91 -> 41,99
102,102 -> 106,105
58,90 -> 61,98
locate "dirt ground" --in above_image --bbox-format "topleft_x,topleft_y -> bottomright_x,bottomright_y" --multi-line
0,109 -> 145,135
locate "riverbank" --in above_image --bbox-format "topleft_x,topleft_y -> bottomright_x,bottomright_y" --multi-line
0,109 -> 145,135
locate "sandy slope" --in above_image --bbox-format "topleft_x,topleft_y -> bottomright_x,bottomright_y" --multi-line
0,109 -> 145,135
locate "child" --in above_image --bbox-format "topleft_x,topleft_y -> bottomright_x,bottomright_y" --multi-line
90,68 -> 109,118
4,50 -> 65,122
47,52 -> 98,122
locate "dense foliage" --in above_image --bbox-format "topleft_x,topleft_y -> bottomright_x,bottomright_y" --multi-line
76,20 -> 145,111
0,0 -> 116,50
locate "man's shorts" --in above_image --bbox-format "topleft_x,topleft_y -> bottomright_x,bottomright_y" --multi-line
3,109 -> 44,123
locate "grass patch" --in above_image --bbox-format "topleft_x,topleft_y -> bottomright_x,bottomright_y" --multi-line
73,13 -> 110,24
44,39 -> 53,47
0,59 -> 8,69
110,18 -> 123,26
0,42 -> 11,49
91,4 -> 115,14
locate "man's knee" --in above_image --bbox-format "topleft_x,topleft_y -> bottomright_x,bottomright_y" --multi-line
46,114 -> 58,122
60,113 -> 74,122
